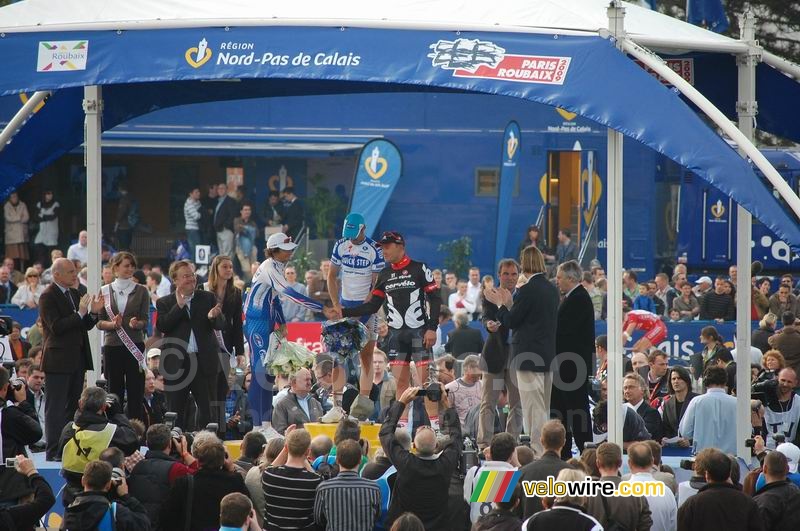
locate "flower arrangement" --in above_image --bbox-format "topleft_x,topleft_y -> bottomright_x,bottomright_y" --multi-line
321,318 -> 369,364
264,330 -> 316,375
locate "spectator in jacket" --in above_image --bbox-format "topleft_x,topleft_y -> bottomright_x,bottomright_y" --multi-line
753,450 -> 800,530
128,423 -> 198,528
699,276 -> 736,321
0,454 -> 55,531
160,432 -> 248,531
280,187 -> 305,240
58,387 -> 140,506
623,373 -> 662,441
62,460 -> 151,531
444,311 -> 483,356
673,283 -> 700,321
660,366 -> 697,445
272,368 -> 324,434
378,385 -> 462,530
769,312 -> 800,375
234,431 -> 266,474
753,313 -> 778,355
522,468 -> 603,530
213,182 -> 239,258
678,448 -> 763,531
769,284 -> 799,317
519,420 -> 570,519
0,367 -> 43,460
585,442 -> 652,531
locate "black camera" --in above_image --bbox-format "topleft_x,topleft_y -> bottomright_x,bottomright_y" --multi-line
164,411 -> 178,430
461,437 -> 478,476
519,435 -> 531,448
10,378 -> 24,392
745,438 -> 756,449
0,316 -> 13,337
418,384 -> 441,402
111,467 -> 125,487
680,459 -> 695,471
95,378 -> 108,391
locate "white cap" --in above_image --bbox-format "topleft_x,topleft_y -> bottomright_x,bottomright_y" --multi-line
146,348 -> 161,359
266,232 -> 298,251
695,276 -> 713,285
777,443 -> 800,473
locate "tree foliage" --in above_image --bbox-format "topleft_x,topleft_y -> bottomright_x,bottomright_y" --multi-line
659,1 -> 800,62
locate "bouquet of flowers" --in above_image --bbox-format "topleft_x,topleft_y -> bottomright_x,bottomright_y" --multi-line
264,329 -> 316,375
321,318 -> 369,364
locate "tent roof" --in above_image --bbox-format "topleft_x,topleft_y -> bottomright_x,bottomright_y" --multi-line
0,0 -> 734,48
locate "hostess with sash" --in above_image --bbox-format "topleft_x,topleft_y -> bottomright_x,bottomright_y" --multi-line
99,279 -> 150,370
202,280 -> 245,369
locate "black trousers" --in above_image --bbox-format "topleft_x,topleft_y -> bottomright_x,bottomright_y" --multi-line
103,344 -> 145,422
165,368 -> 218,431
44,367 -> 85,460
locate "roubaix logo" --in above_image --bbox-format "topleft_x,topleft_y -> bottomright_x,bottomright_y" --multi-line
37,41 -> 89,72
429,38 -> 571,85
185,38 -> 213,68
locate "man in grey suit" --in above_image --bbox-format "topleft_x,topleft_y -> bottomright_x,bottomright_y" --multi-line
272,368 -> 323,434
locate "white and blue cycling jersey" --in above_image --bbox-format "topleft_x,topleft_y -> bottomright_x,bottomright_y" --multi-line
330,236 -> 384,303
243,258 -> 322,323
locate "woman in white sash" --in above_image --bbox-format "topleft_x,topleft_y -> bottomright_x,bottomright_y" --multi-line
202,255 -> 245,429
96,251 -> 150,422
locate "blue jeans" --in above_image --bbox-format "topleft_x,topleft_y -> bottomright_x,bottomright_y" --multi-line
186,229 -> 202,259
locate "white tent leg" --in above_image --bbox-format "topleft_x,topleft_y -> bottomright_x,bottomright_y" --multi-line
735,11 -> 757,460
84,85 -> 103,385
621,39 -> 800,222
606,0 -> 625,448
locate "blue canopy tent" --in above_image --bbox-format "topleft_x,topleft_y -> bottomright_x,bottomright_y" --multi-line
0,0 -> 797,450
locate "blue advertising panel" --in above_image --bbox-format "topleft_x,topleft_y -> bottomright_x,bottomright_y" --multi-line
349,139 -> 402,238
494,121 -> 520,266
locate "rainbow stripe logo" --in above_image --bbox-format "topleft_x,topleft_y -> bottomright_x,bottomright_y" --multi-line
470,470 -> 521,503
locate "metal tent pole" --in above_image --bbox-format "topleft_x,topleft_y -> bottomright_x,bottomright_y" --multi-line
621,40 -> 800,222
735,10 -> 757,460
0,91 -> 51,151
84,85 -> 103,385
606,0 -> 625,448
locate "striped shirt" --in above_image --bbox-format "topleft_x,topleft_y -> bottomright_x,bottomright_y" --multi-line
184,197 -> 201,230
262,465 -> 322,531
314,471 -> 381,531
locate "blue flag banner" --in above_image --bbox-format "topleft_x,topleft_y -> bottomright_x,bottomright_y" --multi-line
349,139 -> 402,238
687,0 -> 729,34
495,121 -> 520,266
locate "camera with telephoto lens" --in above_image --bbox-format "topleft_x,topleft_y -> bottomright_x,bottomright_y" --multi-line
0,316 -> 12,337
205,422 -> 219,434
95,378 -> 108,391
519,435 -> 531,448
461,437 -> 478,476
104,393 -> 122,417
10,377 -> 24,392
680,459 -> 695,471
745,438 -> 756,449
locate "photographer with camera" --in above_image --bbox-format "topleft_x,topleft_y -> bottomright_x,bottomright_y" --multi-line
0,366 -> 42,461
0,454 -> 55,531
58,386 -> 140,506
128,423 -> 198,527
62,460 -> 151,531
752,367 -> 800,448
378,383 -> 462,530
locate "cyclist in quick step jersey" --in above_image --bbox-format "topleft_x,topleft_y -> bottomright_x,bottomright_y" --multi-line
327,212 -> 385,419
336,231 -> 442,422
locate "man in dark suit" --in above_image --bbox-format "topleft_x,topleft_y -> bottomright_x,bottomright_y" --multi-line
552,260 -> 595,459
623,373 -> 663,442
156,260 -> 225,432
445,311 -> 484,357
39,257 -> 103,460
280,186 -> 304,240
477,258 -> 522,450
484,245 -> 560,457
213,182 -> 239,258
0,265 -> 18,304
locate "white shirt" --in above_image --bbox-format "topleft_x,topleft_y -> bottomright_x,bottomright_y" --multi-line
156,275 -> 172,298
625,472 -> 677,531
448,292 -> 476,316
66,242 -> 87,267
730,345 -> 763,367
110,278 -> 136,315
463,461 -> 516,523
466,281 -> 481,306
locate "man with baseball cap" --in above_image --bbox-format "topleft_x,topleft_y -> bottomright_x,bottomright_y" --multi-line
335,231 -> 442,424
243,232 -> 324,428
326,213 -> 385,420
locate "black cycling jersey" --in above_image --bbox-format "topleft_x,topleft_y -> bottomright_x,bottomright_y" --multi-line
342,255 -> 441,331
